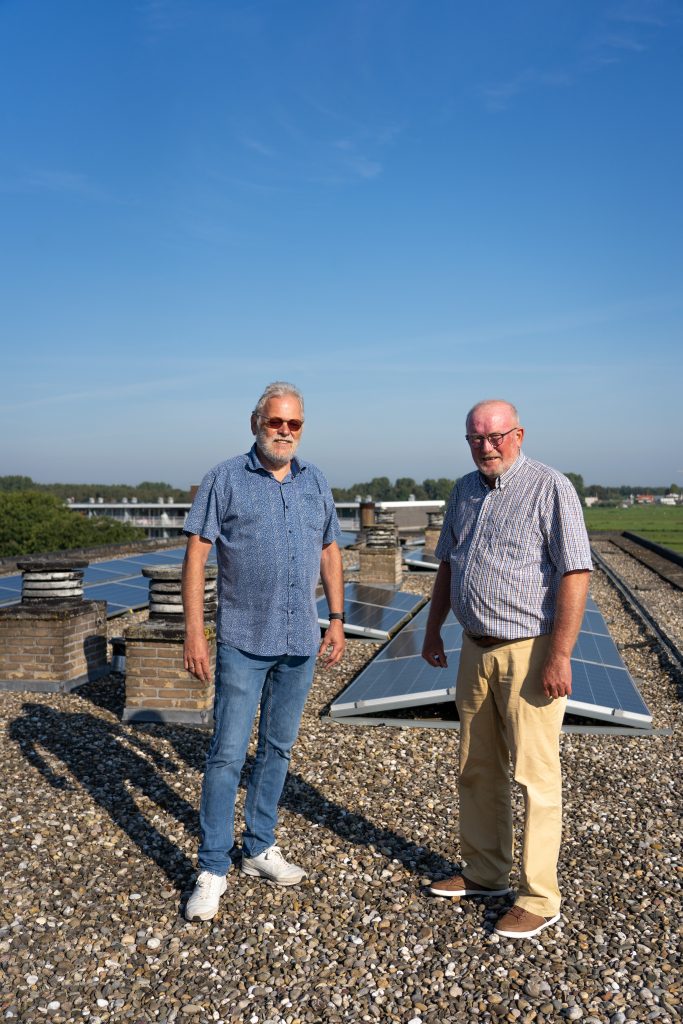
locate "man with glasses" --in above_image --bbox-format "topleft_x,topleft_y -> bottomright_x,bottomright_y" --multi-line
422,399 -> 591,938
182,381 -> 345,921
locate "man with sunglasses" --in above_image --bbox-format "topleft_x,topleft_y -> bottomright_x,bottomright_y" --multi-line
422,399 -> 591,939
182,381 -> 345,921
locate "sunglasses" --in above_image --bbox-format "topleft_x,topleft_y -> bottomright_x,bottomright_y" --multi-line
261,417 -> 303,431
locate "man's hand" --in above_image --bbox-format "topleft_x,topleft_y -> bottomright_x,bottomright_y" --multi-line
422,632 -> 448,669
184,631 -> 212,682
318,619 -> 345,667
542,650 -> 572,698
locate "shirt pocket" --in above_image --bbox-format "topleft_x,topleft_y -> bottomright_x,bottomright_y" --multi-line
489,518 -> 541,573
301,493 -> 326,535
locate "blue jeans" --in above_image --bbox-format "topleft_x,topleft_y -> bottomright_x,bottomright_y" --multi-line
198,642 -> 317,876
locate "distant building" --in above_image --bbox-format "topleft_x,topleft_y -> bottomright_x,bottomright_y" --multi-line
68,498 -> 191,539
375,500 -> 445,538
635,494 -> 655,505
65,497 -> 445,541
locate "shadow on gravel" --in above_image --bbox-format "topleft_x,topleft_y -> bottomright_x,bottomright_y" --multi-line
162,727 -> 456,880
8,703 -> 197,886
9,701 -> 455,888
73,672 -> 126,718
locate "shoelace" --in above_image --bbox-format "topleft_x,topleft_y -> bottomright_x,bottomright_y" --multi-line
196,871 -> 223,892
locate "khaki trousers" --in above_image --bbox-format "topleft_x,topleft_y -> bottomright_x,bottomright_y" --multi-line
455,633 -> 566,916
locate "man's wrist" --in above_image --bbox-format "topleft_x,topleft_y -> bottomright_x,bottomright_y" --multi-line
548,645 -> 571,660
328,612 -> 345,623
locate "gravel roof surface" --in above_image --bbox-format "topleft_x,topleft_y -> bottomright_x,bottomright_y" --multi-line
1,553 -> 681,1024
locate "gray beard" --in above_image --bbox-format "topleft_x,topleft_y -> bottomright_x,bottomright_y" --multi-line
257,433 -> 298,468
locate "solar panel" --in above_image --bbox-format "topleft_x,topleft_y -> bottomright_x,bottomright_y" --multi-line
317,582 -> 427,640
83,564 -> 135,583
0,546 -> 217,617
84,578 -> 150,613
0,576 -> 23,606
403,547 -> 440,571
329,597 -> 653,730
375,604 -> 462,657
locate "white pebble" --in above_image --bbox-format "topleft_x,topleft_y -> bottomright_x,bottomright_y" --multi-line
25,975 -> 38,986
147,937 -> 161,949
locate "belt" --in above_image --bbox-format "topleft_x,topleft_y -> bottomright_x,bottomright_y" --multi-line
465,632 -> 535,648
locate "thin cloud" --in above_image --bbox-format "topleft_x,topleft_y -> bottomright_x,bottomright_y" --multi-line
0,168 -> 111,201
27,169 -> 106,197
482,4 -> 669,111
242,138 -> 275,158
608,0 -> 667,27
137,0 -> 188,37
2,375 -> 194,412
344,154 -> 382,179
586,1 -> 672,65
603,34 -> 647,51
482,69 -> 571,112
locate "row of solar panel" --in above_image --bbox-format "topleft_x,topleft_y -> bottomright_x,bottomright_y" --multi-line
329,596 -> 652,728
0,533 -> 358,618
0,542 -> 652,729
0,547 -> 204,616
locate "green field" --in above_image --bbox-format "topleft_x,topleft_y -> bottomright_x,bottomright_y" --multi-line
584,504 -> 683,553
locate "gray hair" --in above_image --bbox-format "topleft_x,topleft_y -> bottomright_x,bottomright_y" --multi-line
466,399 -> 519,429
253,381 -> 305,419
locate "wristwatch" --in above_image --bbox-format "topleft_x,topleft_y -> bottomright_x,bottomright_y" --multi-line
328,612 -> 346,623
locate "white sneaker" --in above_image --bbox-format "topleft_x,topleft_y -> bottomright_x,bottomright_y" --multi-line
185,871 -> 227,921
241,845 -> 307,886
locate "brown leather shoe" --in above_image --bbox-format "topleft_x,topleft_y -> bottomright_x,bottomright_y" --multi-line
494,905 -> 561,938
427,873 -> 512,898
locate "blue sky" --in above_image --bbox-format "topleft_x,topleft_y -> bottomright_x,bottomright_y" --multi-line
1,0 -> 681,489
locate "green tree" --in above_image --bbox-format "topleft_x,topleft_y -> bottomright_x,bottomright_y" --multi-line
423,478 -> 456,500
0,477 -> 190,502
564,472 -> 585,500
394,477 -> 418,500
0,492 -> 145,558
0,475 -> 35,492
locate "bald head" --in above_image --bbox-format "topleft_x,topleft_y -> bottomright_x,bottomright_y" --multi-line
466,400 -> 519,432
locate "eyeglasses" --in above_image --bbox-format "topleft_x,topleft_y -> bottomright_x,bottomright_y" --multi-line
261,417 -> 304,432
465,427 -> 519,448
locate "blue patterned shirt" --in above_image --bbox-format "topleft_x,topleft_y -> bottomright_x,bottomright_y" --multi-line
184,445 -> 341,656
435,453 -> 592,639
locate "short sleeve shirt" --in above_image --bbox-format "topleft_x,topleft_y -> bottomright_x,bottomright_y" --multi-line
184,445 -> 341,656
435,453 -> 592,639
